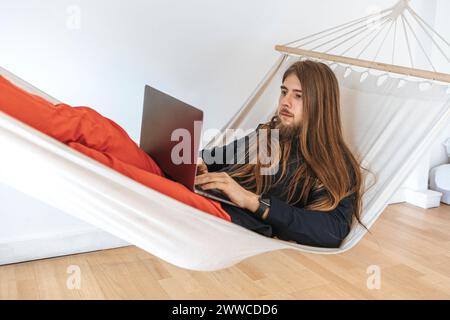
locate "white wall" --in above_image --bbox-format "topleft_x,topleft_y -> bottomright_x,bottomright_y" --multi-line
0,0 -> 448,260
429,0 -> 450,169
393,0 -> 450,204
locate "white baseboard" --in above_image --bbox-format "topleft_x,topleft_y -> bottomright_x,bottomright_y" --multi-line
0,228 -> 129,265
387,187 -> 444,209
404,188 -> 443,209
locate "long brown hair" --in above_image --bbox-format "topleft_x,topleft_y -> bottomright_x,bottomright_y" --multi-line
226,60 -> 367,227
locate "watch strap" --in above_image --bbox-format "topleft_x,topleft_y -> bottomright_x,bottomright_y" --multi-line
255,195 -> 270,219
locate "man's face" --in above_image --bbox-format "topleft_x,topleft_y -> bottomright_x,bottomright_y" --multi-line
277,73 -> 303,128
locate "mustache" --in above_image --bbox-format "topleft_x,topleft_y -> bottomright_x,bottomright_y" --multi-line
279,109 -> 294,116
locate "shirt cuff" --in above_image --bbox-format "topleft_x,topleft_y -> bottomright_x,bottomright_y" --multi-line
264,195 -> 296,228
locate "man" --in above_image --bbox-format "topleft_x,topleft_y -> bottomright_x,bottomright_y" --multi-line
196,60 -> 363,248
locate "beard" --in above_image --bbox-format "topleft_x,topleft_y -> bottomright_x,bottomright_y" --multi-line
273,115 -> 301,143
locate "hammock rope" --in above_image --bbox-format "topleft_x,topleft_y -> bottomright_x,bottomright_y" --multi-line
400,13 -> 415,69
371,18 -> 395,64
283,8 -> 393,48
321,17 -> 391,54
392,18 -> 398,65
407,6 -> 450,48
299,13 -> 392,51
281,0 -> 449,81
355,18 -> 392,59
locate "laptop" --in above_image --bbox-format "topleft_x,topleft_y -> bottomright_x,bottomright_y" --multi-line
139,85 -> 238,207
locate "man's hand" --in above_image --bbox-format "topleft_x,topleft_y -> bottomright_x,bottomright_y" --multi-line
196,157 -> 208,175
194,171 -> 259,210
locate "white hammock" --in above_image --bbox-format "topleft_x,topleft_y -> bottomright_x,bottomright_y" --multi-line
1,1 -> 449,271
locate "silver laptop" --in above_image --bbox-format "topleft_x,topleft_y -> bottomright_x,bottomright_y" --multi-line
139,85 -> 237,207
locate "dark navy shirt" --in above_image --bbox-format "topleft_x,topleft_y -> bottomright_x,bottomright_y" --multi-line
200,128 -> 356,248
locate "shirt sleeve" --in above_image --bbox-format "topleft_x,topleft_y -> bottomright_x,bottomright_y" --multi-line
264,192 -> 355,248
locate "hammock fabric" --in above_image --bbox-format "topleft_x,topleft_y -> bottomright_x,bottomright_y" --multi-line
0,56 -> 449,271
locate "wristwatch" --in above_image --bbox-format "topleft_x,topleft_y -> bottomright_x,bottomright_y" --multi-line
255,194 -> 271,220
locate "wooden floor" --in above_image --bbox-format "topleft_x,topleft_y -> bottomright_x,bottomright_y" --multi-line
1,202 -> 450,299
